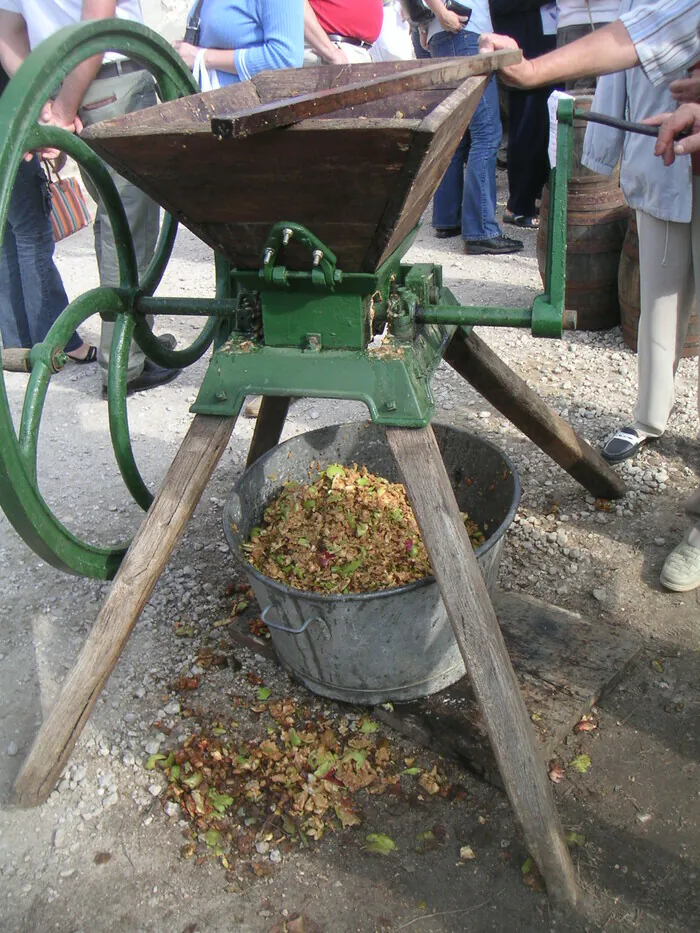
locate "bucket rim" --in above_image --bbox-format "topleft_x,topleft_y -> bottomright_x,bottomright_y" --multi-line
223,420 -> 521,604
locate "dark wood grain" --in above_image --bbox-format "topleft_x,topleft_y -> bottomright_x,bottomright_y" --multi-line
246,396 -> 292,468
211,55 -> 520,139
445,328 -> 627,500
386,424 -> 579,907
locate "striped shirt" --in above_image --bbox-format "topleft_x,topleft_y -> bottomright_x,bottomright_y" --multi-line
620,0 -> 700,85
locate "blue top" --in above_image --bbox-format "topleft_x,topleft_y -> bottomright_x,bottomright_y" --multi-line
198,0 -> 304,87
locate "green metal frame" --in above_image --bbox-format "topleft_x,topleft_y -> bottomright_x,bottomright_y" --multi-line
0,20 -> 213,579
0,26 -> 577,578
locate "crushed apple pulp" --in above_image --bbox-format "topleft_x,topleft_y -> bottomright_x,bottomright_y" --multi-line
243,464 -> 486,595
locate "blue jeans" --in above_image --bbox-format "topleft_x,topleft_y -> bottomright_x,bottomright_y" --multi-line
0,155 -> 81,352
428,30 -> 502,240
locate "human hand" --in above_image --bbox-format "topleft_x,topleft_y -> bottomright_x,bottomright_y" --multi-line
324,42 -> 350,65
669,75 -> 700,103
645,103 -> 700,165
172,39 -> 200,70
435,6 -> 468,33
478,33 -> 532,87
419,26 -> 429,50
478,32 -> 519,53
25,99 -> 82,162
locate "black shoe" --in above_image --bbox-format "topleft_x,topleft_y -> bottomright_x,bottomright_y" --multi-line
464,235 -> 524,255
601,426 -> 653,464
434,226 -> 461,239
102,359 -> 181,399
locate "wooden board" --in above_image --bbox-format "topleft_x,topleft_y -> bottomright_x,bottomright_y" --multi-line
230,590 -> 641,788
80,53 -> 518,273
210,59 -> 512,139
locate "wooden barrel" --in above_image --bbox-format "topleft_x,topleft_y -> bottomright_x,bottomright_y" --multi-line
618,214 -> 699,357
537,96 -> 631,331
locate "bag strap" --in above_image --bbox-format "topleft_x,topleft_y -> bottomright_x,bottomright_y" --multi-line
186,0 -> 206,34
42,159 -> 62,184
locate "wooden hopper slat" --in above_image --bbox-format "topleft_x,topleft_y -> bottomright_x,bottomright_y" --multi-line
81,50 -> 520,273
210,56 -> 513,138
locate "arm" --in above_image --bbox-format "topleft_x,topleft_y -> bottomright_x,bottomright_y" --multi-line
423,0 -> 468,34
303,0 -> 348,65
478,20 -> 639,88
0,9 -> 30,76
172,41 -> 238,74
51,0 -> 118,132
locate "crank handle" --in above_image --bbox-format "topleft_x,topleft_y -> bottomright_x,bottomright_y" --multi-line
573,109 -> 693,140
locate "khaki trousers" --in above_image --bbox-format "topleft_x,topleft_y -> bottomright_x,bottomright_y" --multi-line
303,42 -> 372,66
78,68 -> 161,384
633,179 -> 700,546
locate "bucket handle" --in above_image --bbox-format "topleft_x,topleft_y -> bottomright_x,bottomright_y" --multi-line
261,605 -> 322,635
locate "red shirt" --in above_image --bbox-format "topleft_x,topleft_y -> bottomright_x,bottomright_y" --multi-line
309,0 -> 384,44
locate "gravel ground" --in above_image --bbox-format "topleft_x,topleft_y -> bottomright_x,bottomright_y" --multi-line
0,179 -> 698,933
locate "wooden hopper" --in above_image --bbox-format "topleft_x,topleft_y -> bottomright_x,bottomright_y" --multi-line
81,52 -> 518,273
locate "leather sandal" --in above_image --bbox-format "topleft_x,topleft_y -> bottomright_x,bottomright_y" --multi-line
67,345 -> 97,364
601,427 -> 652,464
503,211 -> 539,229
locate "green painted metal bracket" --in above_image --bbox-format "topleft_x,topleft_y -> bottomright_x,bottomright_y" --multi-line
261,222 -> 340,290
192,282 -> 463,427
531,97 -> 574,336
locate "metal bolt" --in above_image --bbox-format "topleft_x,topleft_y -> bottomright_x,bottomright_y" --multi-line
311,249 -> 323,267
263,247 -> 274,264
215,390 -> 228,401
385,400 -> 397,411
282,228 -> 293,245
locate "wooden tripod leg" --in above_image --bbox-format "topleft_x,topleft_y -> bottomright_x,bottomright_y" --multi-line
387,424 -> 580,908
13,414 -> 236,808
246,396 -> 291,468
445,328 -> 626,500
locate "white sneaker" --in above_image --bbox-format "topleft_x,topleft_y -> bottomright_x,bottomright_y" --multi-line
660,539 -> 700,592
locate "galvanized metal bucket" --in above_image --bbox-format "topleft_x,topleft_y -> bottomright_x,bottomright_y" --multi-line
223,422 -> 520,705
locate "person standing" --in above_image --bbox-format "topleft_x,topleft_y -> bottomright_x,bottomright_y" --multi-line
480,0 -> 700,590
0,63 -> 94,361
490,1 -> 559,229
0,0 -> 181,395
423,0 -> 523,254
581,0 -> 693,467
303,0 -> 384,65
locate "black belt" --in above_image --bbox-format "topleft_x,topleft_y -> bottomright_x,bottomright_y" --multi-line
96,59 -> 145,80
326,33 -> 373,50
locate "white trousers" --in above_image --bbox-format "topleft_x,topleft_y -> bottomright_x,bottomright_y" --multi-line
633,177 -> 700,546
303,42 -> 373,67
